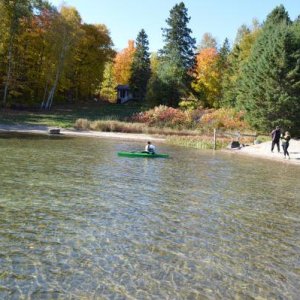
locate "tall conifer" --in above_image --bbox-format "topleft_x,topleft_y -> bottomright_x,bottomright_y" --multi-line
237,6 -> 300,132
146,2 -> 196,107
129,29 -> 151,100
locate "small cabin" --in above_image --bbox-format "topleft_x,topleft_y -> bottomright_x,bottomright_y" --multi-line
116,85 -> 133,104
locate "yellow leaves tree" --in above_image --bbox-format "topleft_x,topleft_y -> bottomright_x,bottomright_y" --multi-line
42,5 -> 83,109
113,40 -> 135,85
192,47 -> 222,108
99,62 -> 117,102
68,23 -> 115,101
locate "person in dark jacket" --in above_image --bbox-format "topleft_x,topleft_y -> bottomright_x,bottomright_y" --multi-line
281,131 -> 291,159
270,126 -> 281,152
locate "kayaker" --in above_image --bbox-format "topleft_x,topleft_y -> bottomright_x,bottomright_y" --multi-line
145,141 -> 156,154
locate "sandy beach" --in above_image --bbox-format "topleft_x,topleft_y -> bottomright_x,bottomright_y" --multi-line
1,124 -> 299,165
224,139 -> 300,165
0,124 -> 166,142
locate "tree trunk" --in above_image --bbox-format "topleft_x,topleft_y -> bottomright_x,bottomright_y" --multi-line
41,81 -> 48,109
2,32 -> 14,107
44,33 -> 67,110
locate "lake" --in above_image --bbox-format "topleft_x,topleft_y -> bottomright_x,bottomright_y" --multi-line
0,133 -> 299,299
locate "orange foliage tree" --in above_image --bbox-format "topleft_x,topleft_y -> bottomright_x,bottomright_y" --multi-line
192,47 -> 222,108
113,40 -> 136,84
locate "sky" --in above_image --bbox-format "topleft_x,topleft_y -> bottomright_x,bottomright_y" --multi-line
49,0 -> 300,52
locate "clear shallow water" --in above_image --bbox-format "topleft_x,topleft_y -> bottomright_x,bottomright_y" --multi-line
0,133 -> 299,299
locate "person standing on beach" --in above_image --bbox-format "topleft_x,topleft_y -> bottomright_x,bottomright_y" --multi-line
270,126 -> 281,152
281,131 -> 291,159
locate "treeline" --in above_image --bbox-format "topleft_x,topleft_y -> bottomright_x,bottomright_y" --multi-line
0,0 -> 115,109
1,1 -> 300,133
103,3 -> 300,133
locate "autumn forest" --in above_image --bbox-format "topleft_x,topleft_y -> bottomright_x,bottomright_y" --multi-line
0,1 -> 300,134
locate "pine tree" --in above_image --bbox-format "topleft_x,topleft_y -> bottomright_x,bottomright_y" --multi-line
219,38 -> 230,65
161,2 -> 196,70
129,29 -> 151,100
237,6 -> 300,133
264,4 -> 291,26
221,23 -> 261,108
146,2 -> 196,107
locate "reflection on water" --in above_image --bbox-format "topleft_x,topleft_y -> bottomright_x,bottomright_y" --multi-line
0,133 -> 300,299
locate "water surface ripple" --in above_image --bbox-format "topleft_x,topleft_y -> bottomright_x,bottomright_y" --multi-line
0,133 -> 299,299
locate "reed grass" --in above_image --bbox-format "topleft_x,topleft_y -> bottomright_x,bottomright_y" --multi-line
74,118 -> 256,150
74,118 -> 90,129
74,118 -> 203,136
166,135 -> 230,150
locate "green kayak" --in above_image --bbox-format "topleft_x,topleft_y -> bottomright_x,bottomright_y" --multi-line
118,151 -> 169,158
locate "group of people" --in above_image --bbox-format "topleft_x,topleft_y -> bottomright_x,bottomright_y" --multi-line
145,129 -> 292,159
271,126 -> 291,159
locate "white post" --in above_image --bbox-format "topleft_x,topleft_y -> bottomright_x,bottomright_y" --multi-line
213,129 -> 217,150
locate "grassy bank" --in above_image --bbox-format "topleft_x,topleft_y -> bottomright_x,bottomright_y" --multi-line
1,101 -> 260,150
0,101 -> 143,128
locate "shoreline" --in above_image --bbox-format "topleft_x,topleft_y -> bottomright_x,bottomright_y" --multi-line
0,124 -> 166,142
0,124 -> 299,165
223,139 -> 300,166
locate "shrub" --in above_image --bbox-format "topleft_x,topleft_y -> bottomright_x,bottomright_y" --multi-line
90,120 -> 144,133
74,118 -> 90,130
131,105 -> 193,129
132,106 -> 248,132
200,108 -> 248,130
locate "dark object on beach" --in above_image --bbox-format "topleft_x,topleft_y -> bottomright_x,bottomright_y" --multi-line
227,141 -> 241,149
48,128 -> 60,134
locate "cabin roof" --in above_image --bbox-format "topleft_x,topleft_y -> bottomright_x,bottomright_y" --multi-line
116,84 -> 130,90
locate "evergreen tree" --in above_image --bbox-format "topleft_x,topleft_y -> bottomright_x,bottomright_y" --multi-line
219,38 -> 230,65
221,24 -> 260,107
144,52 -> 162,107
146,2 -> 196,107
220,45 -> 241,107
264,4 -> 291,26
217,38 -> 231,104
129,29 -> 151,100
237,6 -> 300,133
161,2 -> 196,70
